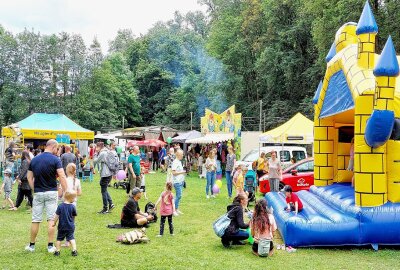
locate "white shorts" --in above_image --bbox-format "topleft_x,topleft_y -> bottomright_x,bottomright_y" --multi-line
32,191 -> 58,222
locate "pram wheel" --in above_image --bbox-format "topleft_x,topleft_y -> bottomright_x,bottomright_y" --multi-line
114,182 -> 118,189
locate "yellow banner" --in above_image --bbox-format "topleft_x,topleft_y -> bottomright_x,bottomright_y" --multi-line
2,128 -> 94,140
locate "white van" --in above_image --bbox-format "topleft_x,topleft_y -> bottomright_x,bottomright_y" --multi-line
237,146 -> 308,170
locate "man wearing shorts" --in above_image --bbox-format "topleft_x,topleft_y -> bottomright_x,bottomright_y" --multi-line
25,139 -> 67,253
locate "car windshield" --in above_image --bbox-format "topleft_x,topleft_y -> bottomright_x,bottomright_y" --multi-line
283,159 -> 313,173
242,150 -> 260,162
292,150 -> 306,161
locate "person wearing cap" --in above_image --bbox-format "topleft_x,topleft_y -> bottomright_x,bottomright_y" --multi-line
121,188 -> 154,228
0,168 -> 15,210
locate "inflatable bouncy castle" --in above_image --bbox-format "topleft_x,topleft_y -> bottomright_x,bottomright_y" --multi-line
266,1 -> 400,247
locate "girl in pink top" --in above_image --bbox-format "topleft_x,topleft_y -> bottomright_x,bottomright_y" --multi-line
250,199 -> 277,257
155,182 -> 175,236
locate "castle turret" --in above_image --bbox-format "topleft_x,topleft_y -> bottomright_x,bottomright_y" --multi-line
356,1 -> 378,69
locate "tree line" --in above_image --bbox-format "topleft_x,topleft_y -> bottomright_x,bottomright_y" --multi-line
1,0 -> 400,132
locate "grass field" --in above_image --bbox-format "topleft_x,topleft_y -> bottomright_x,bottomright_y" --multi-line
0,172 -> 400,270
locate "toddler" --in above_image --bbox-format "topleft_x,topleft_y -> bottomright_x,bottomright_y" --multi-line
235,166 -> 246,195
0,169 -> 15,210
284,185 -> 303,215
59,163 -> 82,205
155,182 -> 175,237
53,190 -> 78,256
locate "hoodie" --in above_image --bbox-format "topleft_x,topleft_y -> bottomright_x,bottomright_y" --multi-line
224,202 -> 249,236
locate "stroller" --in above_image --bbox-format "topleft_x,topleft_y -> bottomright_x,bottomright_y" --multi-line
114,162 -> 128,190
244,170 -> 257,204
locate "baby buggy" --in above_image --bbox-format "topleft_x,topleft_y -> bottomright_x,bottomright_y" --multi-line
244,170 -> 257,204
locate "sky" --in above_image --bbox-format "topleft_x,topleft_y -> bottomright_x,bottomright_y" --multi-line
0,0 -> 206,52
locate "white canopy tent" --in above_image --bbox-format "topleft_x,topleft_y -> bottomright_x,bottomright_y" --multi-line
186,133 -> 234,144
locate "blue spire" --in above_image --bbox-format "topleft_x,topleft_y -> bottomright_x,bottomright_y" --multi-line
313,81 -> 323,104
374,36 -> 399,77
325,42 -> 336,63
356,1 -> 378,35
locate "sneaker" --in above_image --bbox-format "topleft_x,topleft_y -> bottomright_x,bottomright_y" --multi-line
206,195 -> 210,199
71,250 -> 78,256
97,209 -> 108,214
170,234 -> 175,236
54,251 -> 60,256
25,245 -> 35,252
177,210 -> 183,215
108,204 -> 115,211
286,246 -> 297,253
211,195 -> 216,198
47,245 -> 57,253
221,239 -> 231,248
276,244 -> 281,250
156,235 -> 163,237
281,244 -> 286,250
173,211 -> 179,217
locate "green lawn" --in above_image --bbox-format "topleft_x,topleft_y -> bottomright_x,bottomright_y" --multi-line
0,172 -> 399,270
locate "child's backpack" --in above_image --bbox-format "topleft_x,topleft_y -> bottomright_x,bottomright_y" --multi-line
258,238 -> 271,257
105,150 -> 120,174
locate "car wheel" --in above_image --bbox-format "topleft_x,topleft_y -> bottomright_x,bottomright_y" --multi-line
279,182 -> 285,191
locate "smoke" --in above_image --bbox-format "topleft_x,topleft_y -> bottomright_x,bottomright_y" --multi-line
147,28 -> 228,117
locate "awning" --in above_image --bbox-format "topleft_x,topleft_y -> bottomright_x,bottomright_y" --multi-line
172,130 -> 202,144
259,113 -> 313,144
186,133 -> 234,144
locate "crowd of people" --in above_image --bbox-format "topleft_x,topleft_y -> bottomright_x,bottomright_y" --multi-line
1,137 -> 305,258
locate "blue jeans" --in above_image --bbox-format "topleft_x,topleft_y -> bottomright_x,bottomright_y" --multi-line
100,176 -> 113,210
226,171 -> 232,198
222,230 -> 249,242
206,171 -> 216,195
174,182 -> 183,210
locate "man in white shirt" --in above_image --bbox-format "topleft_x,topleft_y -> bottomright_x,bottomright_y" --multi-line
171,149 -> 186,216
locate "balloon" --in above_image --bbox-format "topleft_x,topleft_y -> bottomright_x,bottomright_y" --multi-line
106,139 -> 111,145
212,184 -> 220,194
216,179 -> 223,188
116,146 -> 122,154
167,137 -> 172,144
247,228 -> 254,244
116,170 -> 126,180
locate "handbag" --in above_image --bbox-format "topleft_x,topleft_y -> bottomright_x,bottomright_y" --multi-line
258,238 -> 271,257
212,207 -> 237,237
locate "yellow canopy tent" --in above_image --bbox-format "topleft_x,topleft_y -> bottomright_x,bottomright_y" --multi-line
259,113 -> 313,144
2,113 -> 94,140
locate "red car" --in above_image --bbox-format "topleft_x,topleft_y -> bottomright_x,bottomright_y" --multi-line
259,158 -> 314,194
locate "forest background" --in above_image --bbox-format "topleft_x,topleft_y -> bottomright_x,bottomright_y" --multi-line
0,0 -> 398,132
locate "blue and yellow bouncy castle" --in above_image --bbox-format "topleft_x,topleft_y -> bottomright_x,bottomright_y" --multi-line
266,1 -> 400,247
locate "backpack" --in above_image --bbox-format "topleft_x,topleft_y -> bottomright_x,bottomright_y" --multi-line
105,150 -> 120,174
258,238 -> 271,257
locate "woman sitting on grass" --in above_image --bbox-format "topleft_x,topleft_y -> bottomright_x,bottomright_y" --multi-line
221,193 -> 249,248
250,199 -> 277,257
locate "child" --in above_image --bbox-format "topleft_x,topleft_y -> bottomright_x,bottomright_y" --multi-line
250,199 -> 277,257
140,166 -> 147,200
155,182 -> 175,237
0,169 -> 15,210
60,163 -> 82,205
53,190 -> 78,256
198,154 -> 204,178
283,185 -> 303,215
235,166 -> 246,195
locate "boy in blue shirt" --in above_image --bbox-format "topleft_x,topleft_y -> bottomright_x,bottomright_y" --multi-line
53,190 -> 78,256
